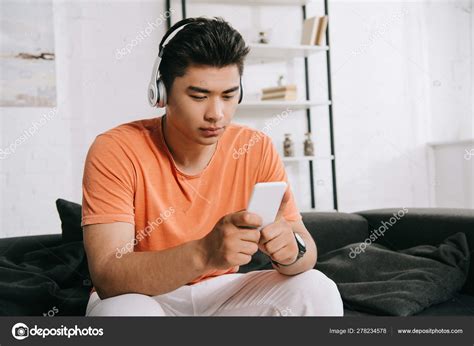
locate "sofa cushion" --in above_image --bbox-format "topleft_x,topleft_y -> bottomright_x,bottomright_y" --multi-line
356,208 -> 474,295
414,293 -> 474,316
343,295 -> 474,317
55,199 -> 83,243
317,232 -> 470,316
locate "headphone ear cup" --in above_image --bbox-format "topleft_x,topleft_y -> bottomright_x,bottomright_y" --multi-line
157,79 -> 167,108
238,79 -> 243,104
148,82 -> 158,107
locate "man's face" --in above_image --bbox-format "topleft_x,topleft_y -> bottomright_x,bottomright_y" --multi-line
166,64 -> 241,146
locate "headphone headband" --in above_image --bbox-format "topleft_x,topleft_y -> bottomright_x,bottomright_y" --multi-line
148,18 -> 243,108
148,20 -> 194,107
158,18 -> 196,58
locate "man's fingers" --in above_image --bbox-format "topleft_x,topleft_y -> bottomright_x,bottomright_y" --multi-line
238,240 -> 259,256
235,253 -> 253,265
261,235 -> 287,256
271,245 -> 297,265
258,242 -> 270,256
275,189 -> 290,221
230,211 -> 262,229
260,220 -> 283,243
240,229 -> 261,243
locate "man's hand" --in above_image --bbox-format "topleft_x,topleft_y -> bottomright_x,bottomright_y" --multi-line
258,218 -> 298,266
197,210 -> 263,270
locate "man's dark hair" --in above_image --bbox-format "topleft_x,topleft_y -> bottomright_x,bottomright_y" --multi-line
158,17 -> 250,93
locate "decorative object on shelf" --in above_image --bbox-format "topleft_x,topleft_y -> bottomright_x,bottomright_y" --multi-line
258,31 -> 269,44
283,134 -> 294,157
301,15 -> 328,46
304,132 -> 314,156
277,75 -> 285,86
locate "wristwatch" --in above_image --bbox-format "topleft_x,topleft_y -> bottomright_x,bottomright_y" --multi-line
271,232 -> 307,267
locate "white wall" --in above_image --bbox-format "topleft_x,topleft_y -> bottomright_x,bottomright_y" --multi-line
1,1 -> 168,237
428,139 -> 474,208
330,0 -> 472,211
426,0 -> 472,141
1,0 -> 472,237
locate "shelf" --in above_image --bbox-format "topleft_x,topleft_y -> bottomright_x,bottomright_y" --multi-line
300,208 -> 337,213
177,0 -> 338,218
237,100 -> 331,111
282,155 -> 334,162
427,138 -> 474,148
247,43 -> 328,63
186,0 -> 315,6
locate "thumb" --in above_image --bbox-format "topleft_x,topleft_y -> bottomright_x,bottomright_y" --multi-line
258,241 -> 270,256
275,188 -> 290,221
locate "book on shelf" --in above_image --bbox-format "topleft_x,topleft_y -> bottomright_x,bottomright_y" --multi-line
301,15 -> 328,46
261,84 -> 297,101
261,91 -> 297,101
315,15 -> 328,45
261,84 -> 297,94
301,16 -> 318,45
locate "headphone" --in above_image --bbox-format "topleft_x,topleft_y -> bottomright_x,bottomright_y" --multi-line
148,18 -> 244,108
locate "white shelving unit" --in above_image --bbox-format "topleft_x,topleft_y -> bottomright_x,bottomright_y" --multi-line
186,0 -> 315,6
282,155 -> 334,163
247,43 -> 328,63
238,100 -> 331,111
167,0 -> 338,211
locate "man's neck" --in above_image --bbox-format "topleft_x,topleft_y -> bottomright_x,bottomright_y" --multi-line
162,115 -> 217,175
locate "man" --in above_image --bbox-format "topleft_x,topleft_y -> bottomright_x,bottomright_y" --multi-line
82,16 -> 343,316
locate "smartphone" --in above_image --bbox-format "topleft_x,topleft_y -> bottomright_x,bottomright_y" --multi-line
246,182 -> 287,230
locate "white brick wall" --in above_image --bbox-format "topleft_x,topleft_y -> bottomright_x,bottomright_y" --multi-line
1,0 -> 472,237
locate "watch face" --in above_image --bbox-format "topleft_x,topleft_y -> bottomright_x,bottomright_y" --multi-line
295,232 -> 306,248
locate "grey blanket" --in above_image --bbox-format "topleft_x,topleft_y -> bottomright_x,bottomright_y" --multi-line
316,232 -> 470,316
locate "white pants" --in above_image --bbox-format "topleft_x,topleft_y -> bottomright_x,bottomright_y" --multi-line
86,269 -> 344,316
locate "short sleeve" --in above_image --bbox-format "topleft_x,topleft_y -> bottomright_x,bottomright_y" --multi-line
256,133 -> 302,222
81,134 -> 136,227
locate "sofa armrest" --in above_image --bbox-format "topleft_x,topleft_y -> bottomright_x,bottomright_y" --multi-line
301,212 -> 369,256
355,208 -> 474,295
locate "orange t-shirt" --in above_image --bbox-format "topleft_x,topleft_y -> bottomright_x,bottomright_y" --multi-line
81,115 -> 302,285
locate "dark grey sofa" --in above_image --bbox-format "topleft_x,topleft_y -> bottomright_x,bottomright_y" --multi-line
302,208 -> 474,316
1,206 -> 473,316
